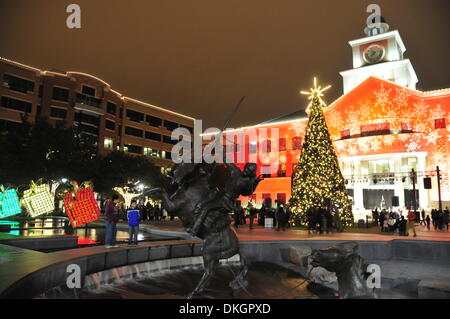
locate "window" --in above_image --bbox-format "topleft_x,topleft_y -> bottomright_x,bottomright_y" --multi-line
0,119 -> 22,131
76,123 -> 99,135
262,140 -> 271,153
164,151 -> 172,159
75,93 -> 102,108
435,118 -> 446,129
163,135 -> 177,145
126,109 -> 144,122
146,115 -> 162,127
105,120 -> 115,131
75,112 -> 100,126
368,160 -> 393,174
401,123 -> 413,133
107,102 -> 116,115
276,193 -> 286,204
164,120 -> 179,131
292,136 -> 302,150
248,142 -> 257,154
180,125 -> 193,134
52,87 -> 69,102
261,166 -> 272,178
50,107 -> 67,119
3,74 -> 35,93
144,147 -> 161,157
278,164 -> 287,177
360,122 -> 390,137
0,96 -> 32,113
145,131 -> 161,141
340,129 -> 350,139
104,138 -> 113,149
279,138 -> 286,151
82,85 -> 96,96
38,85 -> 43,98
124,144 -> 142,154
125,126 -> 143,138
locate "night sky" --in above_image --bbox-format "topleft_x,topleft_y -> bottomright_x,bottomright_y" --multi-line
0,0 -> 449,128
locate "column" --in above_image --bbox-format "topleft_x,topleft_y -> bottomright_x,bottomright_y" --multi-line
418,154 -> 429,209
394,157 -> 405,208
353,160 -> 364,210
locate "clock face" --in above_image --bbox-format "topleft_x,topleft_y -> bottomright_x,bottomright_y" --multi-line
363,44 -> 386,64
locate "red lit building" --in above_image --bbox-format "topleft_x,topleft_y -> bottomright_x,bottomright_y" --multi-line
203,21 -> 450,220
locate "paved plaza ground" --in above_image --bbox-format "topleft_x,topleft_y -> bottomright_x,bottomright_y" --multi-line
139,219 -> 450,242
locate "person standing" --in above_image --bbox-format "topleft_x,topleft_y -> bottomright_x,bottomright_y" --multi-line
443,208 -> 449,231
233,207 -> 240,228
325,208 -> 333,234
248,203 -> 256,230
407,210 -> 417,237
127,200 -> 140,246
105,195 -> 120,248
425,215 -> 431,230
275,203 -> 286,231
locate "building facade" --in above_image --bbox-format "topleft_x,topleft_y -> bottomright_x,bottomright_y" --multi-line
0,57 -> 195,169
204,21 -> 450,220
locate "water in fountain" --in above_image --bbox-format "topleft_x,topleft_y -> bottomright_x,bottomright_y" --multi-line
40,261 -> 318,299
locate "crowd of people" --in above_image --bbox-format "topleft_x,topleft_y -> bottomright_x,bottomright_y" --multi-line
305,206 -> 335,234
113,201 -> 171,222
232,200 -> 292,231
372,207 -> 450,237
102,192 -> 450,248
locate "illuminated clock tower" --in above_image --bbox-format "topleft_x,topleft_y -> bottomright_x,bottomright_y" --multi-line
340,17 -> 418,94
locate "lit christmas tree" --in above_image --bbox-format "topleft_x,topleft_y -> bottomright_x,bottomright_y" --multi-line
290,78 -> 353,228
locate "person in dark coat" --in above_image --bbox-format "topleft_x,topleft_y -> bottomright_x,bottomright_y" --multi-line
248,203 -> 257,230
425,215 -> 431,230
306,207 -> 315,234
104,195 -> 120,248
398,216 -> 407,236
275,203 -> 286,231
325,208 -> 333,234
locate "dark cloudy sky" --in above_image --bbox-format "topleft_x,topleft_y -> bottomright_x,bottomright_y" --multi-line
0,0 -> 449,128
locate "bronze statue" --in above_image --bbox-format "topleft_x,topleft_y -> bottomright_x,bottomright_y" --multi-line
310,245 -> 376,298
146,162 -> 262,298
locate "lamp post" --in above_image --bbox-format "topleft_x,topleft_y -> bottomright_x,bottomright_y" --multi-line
437,166 -> 442,212
411,168 -> 417,216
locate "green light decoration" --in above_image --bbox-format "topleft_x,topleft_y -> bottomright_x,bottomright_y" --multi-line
0,185 -> 22,218
23,181 -> 55,217
290,78 -> 353,228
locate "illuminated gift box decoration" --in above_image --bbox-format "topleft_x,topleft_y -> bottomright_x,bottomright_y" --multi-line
23,182 -> 55,217
0,186 -> 22,218
64,183 -> 100,227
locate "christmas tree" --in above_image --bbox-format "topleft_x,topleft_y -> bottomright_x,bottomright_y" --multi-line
290,78 -> 353,227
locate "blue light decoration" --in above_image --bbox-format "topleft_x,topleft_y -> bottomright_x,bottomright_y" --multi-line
0,185 -> 22,218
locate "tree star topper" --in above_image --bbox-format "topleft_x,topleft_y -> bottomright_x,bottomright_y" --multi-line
301,77 -> 331,112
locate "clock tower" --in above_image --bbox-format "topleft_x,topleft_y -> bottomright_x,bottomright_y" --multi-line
340,17 -> 418,94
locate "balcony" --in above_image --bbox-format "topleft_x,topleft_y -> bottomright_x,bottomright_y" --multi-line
74,93 -> 105,115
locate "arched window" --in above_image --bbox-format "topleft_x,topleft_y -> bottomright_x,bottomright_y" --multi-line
292,136 -> 302,150
262,139 -> 271,153
279,138 -> 286,151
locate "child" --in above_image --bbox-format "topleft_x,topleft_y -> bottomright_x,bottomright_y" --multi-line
127,200 -> 140,245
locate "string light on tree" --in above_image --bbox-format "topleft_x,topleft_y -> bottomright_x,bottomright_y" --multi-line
290,77 -> 353,228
